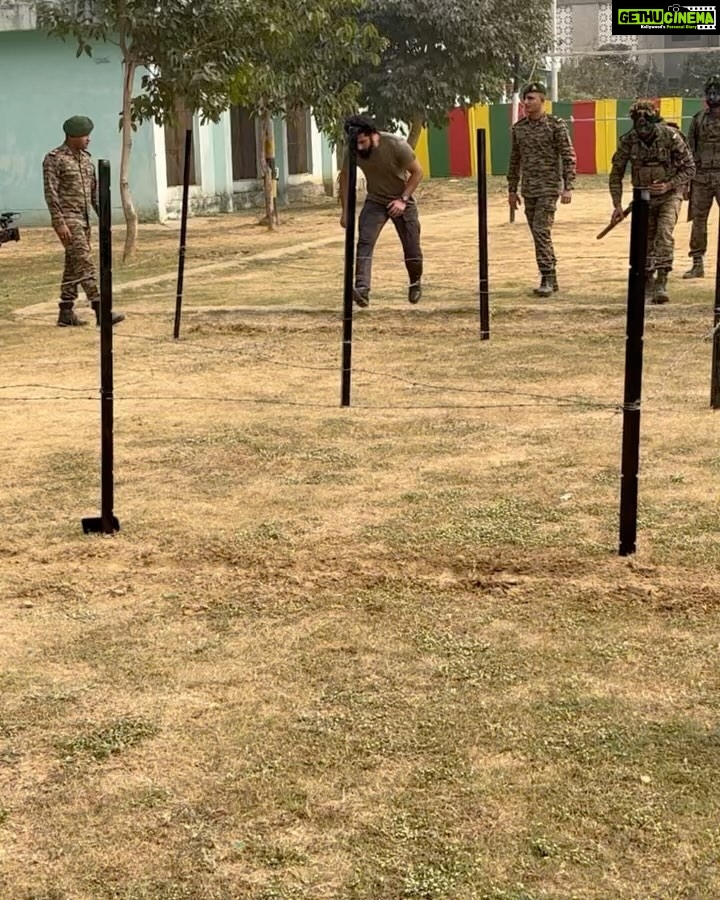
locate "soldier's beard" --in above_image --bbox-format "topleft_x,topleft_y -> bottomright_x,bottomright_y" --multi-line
358,146 -> 373,159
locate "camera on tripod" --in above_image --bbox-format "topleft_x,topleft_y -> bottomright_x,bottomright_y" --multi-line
0,212 -> 20,247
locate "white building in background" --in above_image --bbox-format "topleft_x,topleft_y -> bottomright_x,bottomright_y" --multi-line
0,1 -> 338,224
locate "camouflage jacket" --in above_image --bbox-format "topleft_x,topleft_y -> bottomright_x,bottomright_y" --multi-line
609,125 -> 695,206
688,109 -> 720,176
42,144 -> 98,229
508,114 -> 577,197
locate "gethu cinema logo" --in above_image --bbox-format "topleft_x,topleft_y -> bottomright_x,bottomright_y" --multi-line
617,6 -> 716,25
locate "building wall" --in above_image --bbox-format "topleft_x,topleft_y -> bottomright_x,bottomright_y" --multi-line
569,5 -> 597,53
0,30 -> 159,225
1,1 -> 338,225
0,1 -> 34,31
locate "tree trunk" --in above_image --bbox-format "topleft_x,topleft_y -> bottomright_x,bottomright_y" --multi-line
407,112 -> 426,149
260,111 -> 278,231
120,57 -> 139,261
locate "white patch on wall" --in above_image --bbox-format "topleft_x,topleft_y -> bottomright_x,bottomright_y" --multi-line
598,3 -> 637,48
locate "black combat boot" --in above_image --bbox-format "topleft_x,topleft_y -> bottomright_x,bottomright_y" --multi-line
683,256 -> 704,279
551,270 -> 559,293
653,270 -> 670,304
57,301 -> 87,327
408,281 -> 422,304
533,274 -> 553,297
645,271 -> 656,302
91,301 -> 126,326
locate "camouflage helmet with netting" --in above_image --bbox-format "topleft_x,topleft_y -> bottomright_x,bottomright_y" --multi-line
629,99 -> 660,121
704,74 -> 720,93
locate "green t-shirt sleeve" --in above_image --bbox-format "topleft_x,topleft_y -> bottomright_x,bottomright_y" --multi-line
395,140 -> 416,168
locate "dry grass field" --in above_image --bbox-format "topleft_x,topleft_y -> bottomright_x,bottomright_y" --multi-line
1,177 -> 720,900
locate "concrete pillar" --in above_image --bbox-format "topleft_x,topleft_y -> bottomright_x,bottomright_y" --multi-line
212,110 -> 234,212
320,133 -> 336,197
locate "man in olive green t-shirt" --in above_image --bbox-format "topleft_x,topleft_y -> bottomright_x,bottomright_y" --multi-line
339,115 -> 424,307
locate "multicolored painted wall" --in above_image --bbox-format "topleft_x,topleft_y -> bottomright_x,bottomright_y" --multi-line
415,97 -> 706,178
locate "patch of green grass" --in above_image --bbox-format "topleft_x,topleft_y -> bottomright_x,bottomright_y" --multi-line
108,882 -> 199,900
345,814 -> 481,900
417,629 -> 531,688
57,716 -> 159,761
231,837 -> 307,869
253,884 -> 308,900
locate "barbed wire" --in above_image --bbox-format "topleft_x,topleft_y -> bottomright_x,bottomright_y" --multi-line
0,393 -> 618,412
2,309 -> 717,415
644,314 -> 720,404
0,350 -> 621,411
0,386 -> 710,417
4,194 -> 719,426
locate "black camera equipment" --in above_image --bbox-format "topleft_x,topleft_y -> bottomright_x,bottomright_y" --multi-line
0,212 -> 20,247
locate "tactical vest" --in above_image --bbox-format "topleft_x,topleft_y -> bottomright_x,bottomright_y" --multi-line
629,129 -> 676,188
694,111 -> 720,171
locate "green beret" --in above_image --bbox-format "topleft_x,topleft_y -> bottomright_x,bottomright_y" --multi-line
63,116 -> 94,137
629,99 -> 659,121
522,82 -> 547,98
705,74 -> 720,92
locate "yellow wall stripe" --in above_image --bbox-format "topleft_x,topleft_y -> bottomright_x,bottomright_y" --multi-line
660,96 -> 682,123
595,98 -> 617,175
415,127 -> 430,176
469,104 -> 492,177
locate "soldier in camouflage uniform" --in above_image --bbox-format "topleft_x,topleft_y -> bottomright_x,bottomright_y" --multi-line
684,75 -> 720,279
43,116 -> 124,327
664,122 -> 691,204
609,100 -> 695,304
508,82 -> 577,297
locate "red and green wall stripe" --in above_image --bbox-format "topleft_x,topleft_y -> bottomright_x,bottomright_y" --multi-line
415,98 -> 706,178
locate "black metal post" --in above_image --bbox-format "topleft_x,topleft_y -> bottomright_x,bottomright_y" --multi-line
173,128 -> 193,340
618,187 -> 650,556
81,159 -> 120,535
711,215 -> 720,408
477,128 -> 490,341
341,127 -> 358,407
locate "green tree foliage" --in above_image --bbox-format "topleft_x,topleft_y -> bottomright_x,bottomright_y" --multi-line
676,51 -> 720,96
38,0 -> 382,246
38,0 -> 255,258
229,0 -> 383,228
353,0 -> 553,146
558,44 -> 663,102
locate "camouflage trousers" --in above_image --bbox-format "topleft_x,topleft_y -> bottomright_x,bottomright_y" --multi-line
60,219 -> 99,303
647,195 -> 681,273
688,180 -> 720,258
524,195 -> 557,275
